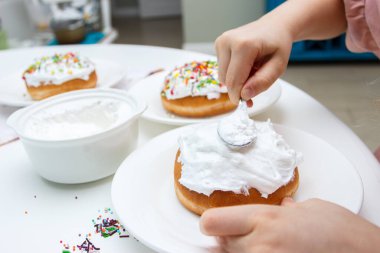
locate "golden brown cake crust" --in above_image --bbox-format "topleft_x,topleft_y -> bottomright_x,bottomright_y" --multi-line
174,150 -> 299,216
24,71 -> 97,100
161,93 -> 237,118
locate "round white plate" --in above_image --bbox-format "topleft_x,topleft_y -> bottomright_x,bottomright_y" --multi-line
0,59 -> 126,107
112,123 -> 363,253
129,72 -> 282,125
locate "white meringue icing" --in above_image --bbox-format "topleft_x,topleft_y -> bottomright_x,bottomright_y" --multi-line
23,53 -> 95,87
178,120 -> 302,198
23,98 -> 132,141
218,101 -> 257,147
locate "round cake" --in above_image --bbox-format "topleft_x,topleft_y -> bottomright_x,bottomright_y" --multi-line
22,53 -> 97,100
161,61 -> 236,117
174,120 -> 302,216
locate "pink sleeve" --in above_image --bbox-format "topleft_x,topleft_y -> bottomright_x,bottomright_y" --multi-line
344,0 -> 380,58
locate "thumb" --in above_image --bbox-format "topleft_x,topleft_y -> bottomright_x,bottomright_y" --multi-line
200,205 -> 267,236
281,197 -> 295,206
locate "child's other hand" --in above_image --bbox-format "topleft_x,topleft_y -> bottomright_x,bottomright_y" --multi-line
200,198 -> 380,253
215,18 -> 293,104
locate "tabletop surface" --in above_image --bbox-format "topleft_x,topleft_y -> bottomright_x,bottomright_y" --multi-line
0,44 -> 379,253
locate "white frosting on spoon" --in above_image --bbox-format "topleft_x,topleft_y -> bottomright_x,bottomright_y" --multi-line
218,101 -> 257,147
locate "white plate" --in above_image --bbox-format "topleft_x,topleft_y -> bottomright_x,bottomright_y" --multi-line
112,123 -> 363,253
0,59 -> 126,107
129,72 -> 282,125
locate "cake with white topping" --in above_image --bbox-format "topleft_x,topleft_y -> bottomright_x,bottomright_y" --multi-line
22,52 -> 97,100
161,61 -> 236,117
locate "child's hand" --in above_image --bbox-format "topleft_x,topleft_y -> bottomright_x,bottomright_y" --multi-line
215,18 -> 293,104
200,198 -> 380,253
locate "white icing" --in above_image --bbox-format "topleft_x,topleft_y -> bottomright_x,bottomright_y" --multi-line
218,101 -> 257,146
23,98 -> 133,141
162,61 -> 227,100
23,54 -> 95,87
178,120 -> 302,197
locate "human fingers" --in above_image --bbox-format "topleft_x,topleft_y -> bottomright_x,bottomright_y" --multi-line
244,66 -> 259,108
200,205 -> 273,236
209,238 -> 229,253
215,34 -> 231,85
218,235 -> 259,253
225,41 -> 259,104
246,99 -> 253,108
281,197 -> 295,206
241,53 -> 287,100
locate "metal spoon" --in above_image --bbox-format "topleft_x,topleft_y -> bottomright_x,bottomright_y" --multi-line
217,100 -> 257,148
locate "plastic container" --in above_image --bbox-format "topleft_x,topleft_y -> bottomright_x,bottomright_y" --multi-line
7,89 -> 146,184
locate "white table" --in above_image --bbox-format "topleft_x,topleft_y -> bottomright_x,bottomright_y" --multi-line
0,44 -> 379,253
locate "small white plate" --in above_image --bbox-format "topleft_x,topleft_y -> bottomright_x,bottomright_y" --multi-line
112,123 -> 363,253
0,59 -> 126,107
129,72 -> 282,125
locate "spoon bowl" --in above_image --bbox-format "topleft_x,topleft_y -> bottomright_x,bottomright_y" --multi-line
217,100 -> 257,148
217,126 -> 257,147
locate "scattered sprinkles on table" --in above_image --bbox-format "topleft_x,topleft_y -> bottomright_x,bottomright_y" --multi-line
161,60 -> 228,100
22,52 -> 95,87
77,238 -> 100,253
59,207 -> 130,253
93,207 -> 129,238
60,236 -> 100,253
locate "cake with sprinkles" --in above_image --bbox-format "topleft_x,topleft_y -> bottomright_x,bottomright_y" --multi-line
161,60 -> 236,117
22,52 -> 97,100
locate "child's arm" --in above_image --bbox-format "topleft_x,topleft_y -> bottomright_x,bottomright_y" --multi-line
269,0 -> 347,41
216,0 -> 347,104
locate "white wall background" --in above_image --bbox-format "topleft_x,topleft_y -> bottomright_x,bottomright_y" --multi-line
112,0 -> 181,18
182,0 -> 265,54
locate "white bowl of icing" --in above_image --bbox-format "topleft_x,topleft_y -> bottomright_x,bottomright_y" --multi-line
7,89 -> 146,184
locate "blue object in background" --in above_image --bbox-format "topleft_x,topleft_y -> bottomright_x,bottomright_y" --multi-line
48,32 -> 105,46
266,0 -> 378,62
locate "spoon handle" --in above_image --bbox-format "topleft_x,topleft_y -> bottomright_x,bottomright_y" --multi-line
239,99 -> 248,111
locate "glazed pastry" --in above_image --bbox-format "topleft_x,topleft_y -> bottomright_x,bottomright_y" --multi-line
174,114 -> 302,215
161,61 -> 236,117
22,53 -> 97,100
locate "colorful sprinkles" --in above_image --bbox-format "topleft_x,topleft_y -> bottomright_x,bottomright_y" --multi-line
92,208 -> 129,238
162,60 -> 226,99
59,207 -> 130,253
22,52 -> 95,87
24,53 -> 84,76
77,238 -> 100,253
60,237 -> 99,253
